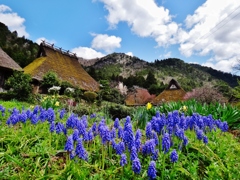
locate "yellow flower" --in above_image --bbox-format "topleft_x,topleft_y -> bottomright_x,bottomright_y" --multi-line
55,101 -> 60,106
146,102 -> 152,110
182,105 -> 187,112
43,96 -> 47,100
30,105 -> 34,109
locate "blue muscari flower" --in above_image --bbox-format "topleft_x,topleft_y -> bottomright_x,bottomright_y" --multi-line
220,121 -> 228,132
98,119 -> 106,132
179,115 -> 187,130
56,122 -> 64,134
19,112 -> 28,123
203,135 -> 208,145
73,129 -> 79,141
91,122 -> 97,136
83,131 -> 89,141
130,146 -> 138,161
0,105 -> 5,116
132,158 -> 141,174
196,128 -> 204,140
183,136 -> 188,146
59,108 -> 66,119
46,108 -> 55,123
135,139 -> 141,152
99,125 -> 111,145
81,115 -> 88,128
39,109 -> 47,122
135,129 -> 142,141
120,153 -> 127,167
170,149 -> 178,163
65,135 -> 74,152
76,120 -> 86,137
123,123 -> 135,151
75,138 -> 88,161
147,161 -> 157,180
151,149 -> 159,161
111,139 -> 117,149
175,126 -> 185,140
142,139 -> 156,155
162,133 -> 171,153
90,113 -> 96,118
146,122 -> 153,139
172,110 -> 180,125
87,129 -> 94,141
50,122 -> 55,133
114,118 -> 120,129
197,117 -> 204,130
66,113 -> 77,129
167,125 -> 173,135
31,114 -> 39,125
33,105 -> 39,115
118,126 -> 124,139
110,127 -> 116,140
152,132 -> 159,145
116,141 -> 125,155
124,116 -> 131,131
70,152 -> 75,160
26,109 -> 33,119
187,114 -> 197,130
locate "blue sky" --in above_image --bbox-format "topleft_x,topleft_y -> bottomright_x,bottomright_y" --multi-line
1,0 -> 240,73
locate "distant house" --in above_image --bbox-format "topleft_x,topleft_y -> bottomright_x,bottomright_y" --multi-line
152,79 -> 186,105
0,47 -> 23,90
24,42 -> 99,93
125,86 -> 155,106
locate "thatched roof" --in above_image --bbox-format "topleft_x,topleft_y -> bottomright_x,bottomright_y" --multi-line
0,47 -> 23,71
24,42 -> 99,92
152,79 -> 186,105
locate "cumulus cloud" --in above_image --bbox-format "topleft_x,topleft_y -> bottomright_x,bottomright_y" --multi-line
91,34 -> 122,53
0,5 -> 29,37
71,46 -> 105,59
35,37 -> 56,45
179,1 -> 240,73
97,0 -> 180,47
164,51 -> 171,58
125,52 -> 133,57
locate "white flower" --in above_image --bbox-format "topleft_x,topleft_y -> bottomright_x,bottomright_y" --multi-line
48,86 -> 61,93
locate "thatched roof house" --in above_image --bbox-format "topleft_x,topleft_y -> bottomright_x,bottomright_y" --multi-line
125,86 -> 155,106
152,79 -> 186,105
0,47 -> 23,89
24,42 -> 99,92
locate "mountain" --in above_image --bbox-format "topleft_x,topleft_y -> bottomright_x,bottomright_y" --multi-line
80,53 -> 239,94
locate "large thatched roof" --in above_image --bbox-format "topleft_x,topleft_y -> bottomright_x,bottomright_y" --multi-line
24,42 -> 99,92
152,79 -> 186,105
0,47 -> 22,71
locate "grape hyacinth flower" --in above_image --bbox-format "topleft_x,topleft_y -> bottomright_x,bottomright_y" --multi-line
64,135 -> 74,152
120,153 -> 127,167
118,126 -> 124,139
73,129 -> 79,141
59,108 -> 66,119
147,161 -> 157,179
132,158 -> 141,174
124,116 -> 131,131
49,122 -> 55,133
170,149 -> 178,163
0,105 -> 5,116
162,133 -> 171,154
142,139 -> 156,155
116,141 -> 125,155
130,146 -> 138,161
152,132 -> 159,145
220,121 -> 228,132
146,122 -> 153,139
46,108 -> 55,123
19,112 -> 28,123
31,114 -> 39,125
151,149 -> 159,161
75,138 -> 88,161
203,135 -> 208,145
123,123 -> 135,151
183,136 -> 188,146
196,129 -> 204,140
114,118 -> 120,129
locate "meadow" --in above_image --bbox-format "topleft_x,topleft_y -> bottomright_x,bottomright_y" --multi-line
0,99 -> 240,180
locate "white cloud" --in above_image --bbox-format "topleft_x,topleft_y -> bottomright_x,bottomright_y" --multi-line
0,5 -> 29,38
35,37 -> 56,45
71,46 -> 105,59
97,0 -> 180,47
179,0 -> 240,73
91,34 -> 121,53
164,51 -> 171,58
125,52 -> 133,57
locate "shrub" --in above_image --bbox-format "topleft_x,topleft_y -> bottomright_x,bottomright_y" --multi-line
4,71 -> 33,101
83,91 -> 98,103
184,86 -> 227,104
42,71 -> 60,89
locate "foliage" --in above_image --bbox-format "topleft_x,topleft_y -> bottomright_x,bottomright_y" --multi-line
83,91 -> 98,103
0,101 -> 239,179
4,71 -> 33,102
41,71 -> 60,89
184,86 -> 227,104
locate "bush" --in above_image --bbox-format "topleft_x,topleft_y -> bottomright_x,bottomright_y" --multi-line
41,71 -> 60,89
4,71 -> 33,101
83,91 -> 98,103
